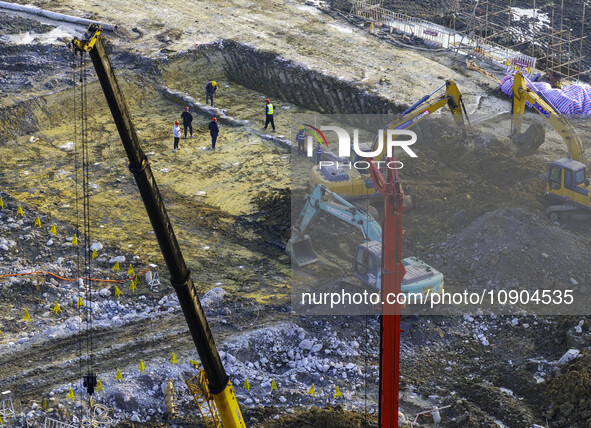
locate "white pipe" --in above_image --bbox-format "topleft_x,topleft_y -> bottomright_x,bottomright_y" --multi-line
0,1 -> 117,32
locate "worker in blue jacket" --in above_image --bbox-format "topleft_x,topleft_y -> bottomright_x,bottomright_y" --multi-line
205,81 -> 217,106
209,117 -> 219,150
296,126 -> 306,155
181,106 -> 193,138
315,142 -> 323,165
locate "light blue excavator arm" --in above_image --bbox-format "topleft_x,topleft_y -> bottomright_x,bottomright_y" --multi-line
292,184 -> 382,243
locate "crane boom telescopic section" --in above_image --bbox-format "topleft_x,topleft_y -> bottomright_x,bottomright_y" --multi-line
71,24 -> 245,428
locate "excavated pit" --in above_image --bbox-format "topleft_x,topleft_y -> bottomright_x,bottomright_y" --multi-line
188,40 -> 399,115
0,37 -> 417,308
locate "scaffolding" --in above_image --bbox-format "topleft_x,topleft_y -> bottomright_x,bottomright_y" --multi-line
351,0 -> 456,48
452,0 -> 586,80
350,0 -> 536,73
350,0 -> 383,22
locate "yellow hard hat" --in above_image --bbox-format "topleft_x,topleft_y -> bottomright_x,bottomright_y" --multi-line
298,125 -> 304,130
212,81 -> 217,86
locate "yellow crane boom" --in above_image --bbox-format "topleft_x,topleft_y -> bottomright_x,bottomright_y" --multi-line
72,24 -> 245,427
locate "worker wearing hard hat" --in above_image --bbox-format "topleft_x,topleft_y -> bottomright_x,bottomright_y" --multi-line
172,120 -> 181,152
181,106 -> 193,138
209,116 -> 220,150
296,125 -> 306,155
264,98 -> 275,132
205,81 -> 217,107
315,141 -> 323,165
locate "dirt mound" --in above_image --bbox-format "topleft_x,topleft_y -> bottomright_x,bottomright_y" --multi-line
398,124 -> 546,258
440,207 -> 591,288
543,349 -> 591,427
260,405 -> 377,428
0,11 -> 54,35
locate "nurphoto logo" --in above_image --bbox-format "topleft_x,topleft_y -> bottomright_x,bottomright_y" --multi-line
302,123 -> 417,170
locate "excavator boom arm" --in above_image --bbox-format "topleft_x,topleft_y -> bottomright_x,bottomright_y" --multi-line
294,185 -> 382,242
511,72 -> 585,164
373,80 -> 467,158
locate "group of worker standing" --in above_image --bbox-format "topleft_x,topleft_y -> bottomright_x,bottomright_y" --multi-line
172,80 -> 276,152
172,107 -> 218,152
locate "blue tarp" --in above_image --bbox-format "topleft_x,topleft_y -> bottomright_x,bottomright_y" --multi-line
500,75 -> 591,117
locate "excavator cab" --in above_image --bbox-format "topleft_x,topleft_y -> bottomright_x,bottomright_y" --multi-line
353,242 -> 444,294
546,158 -> 590,206
353,241 -> 381,289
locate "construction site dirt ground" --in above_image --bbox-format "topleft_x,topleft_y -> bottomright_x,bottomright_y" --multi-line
2,0 -> 591,427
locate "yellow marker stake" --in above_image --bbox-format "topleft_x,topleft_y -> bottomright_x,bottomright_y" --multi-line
24,310 -> 31,322
129,278 -> 137,292
50,224 -> 57,235
42,398 -> 48,411
96,379 -> 104,392
34,217 -> 41,227
307,383 -> 315,397
242,378 -> 250,391
0,197 -> 3,209
66,388 -> 75,401
115,368 -> 123,382
114,286 -> 122,298
77,297 -> 85,309
112,261 -> 120,272
127,264 -> 135,276
16,205 -> 23,216
188,359 -> 200,369
53,301 -> 61,314
170,353 -> 179,366
0,415 -> 3,425
334,386 -> 342,399
92,249 -> 99,260
71,234 -> 78,246
270,379 -> 278,393
138,360 -> 146,373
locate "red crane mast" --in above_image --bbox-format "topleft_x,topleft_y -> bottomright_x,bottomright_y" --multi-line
368,156 -> 406,428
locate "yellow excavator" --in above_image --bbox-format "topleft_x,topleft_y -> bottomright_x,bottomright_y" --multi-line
510,71 -> 591,220
309,80 -> 470,202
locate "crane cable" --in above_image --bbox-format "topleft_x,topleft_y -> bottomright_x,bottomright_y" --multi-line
80,45 -> 95,399
72,44 -> 96,420
71,44 -> 84,423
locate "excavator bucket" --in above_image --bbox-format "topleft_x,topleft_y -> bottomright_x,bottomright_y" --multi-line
287,235 -> 318,267
511,122 -> 545,156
